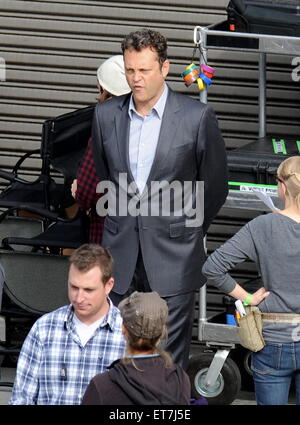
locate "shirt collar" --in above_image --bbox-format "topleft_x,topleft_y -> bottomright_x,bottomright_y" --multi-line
64,297 -> 119,333
128,83 -> 168,120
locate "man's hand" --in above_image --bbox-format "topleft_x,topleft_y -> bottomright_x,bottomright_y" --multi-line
71,179 -> 78,198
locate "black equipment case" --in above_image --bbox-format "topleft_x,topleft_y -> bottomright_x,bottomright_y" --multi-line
245,0 -> 300,15
227,136 -> 300,192
227,0 -> 300,36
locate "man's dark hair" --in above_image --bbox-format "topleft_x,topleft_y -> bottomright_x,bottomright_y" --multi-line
121,28 -> 168,67
69,244 -> 113,284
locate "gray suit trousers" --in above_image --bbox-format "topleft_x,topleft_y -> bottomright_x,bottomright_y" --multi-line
110,249 -> 195,370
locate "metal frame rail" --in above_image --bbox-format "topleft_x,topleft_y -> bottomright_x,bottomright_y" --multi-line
193,24 -> 300,396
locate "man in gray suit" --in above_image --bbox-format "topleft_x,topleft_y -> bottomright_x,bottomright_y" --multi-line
91,29 -> 228,369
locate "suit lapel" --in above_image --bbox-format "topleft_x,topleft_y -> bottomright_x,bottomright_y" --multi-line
114,96 -> 136,187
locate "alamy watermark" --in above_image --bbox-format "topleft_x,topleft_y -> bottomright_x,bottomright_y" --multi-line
0,57 -> 6,81
292,57 -> 300,82
95,173 -> 204,227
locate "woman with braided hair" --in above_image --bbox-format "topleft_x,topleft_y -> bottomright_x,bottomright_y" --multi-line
202,155 -> 300,405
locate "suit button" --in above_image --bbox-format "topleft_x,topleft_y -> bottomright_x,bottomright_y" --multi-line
134,227 -> 138,232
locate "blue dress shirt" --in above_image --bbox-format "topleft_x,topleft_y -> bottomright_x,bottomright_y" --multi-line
128,84 -> 168,194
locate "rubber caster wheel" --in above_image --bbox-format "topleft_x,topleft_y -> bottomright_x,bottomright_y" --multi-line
187,352 -> 241,405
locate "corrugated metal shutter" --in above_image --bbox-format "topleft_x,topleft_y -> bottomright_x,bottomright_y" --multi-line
0,0 -> 226,181
1,1 -> 299,343
2,0 -> 299,179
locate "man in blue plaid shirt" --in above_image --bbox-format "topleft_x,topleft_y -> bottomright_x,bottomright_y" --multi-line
9,244 -> 125,405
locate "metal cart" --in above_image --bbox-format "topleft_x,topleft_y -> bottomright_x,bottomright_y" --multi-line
187,23 -> 300,405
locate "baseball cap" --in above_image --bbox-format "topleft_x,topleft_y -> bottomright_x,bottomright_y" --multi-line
96,55 -> 131,97
118,291 -> 168,339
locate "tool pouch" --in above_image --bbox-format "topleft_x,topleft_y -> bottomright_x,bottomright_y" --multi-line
238,306 -> 265,352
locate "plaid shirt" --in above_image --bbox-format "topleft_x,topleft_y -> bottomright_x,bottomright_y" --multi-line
75,137 -> 104,244
9,301 -> 125,405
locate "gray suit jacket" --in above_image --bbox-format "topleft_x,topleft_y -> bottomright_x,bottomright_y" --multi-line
92,87 -> 228,297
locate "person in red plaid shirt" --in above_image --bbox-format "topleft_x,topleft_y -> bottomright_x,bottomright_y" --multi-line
72,56 -> 131,244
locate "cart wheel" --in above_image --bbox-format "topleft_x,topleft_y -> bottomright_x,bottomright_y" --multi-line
187,352 -> 241,405
243,350 -> 252,376
230,346 -> 254,391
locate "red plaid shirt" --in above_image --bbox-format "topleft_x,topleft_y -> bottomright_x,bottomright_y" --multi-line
75,137 -> 104,244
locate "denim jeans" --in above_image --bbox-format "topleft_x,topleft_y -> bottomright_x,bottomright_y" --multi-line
251,341 -> 300,405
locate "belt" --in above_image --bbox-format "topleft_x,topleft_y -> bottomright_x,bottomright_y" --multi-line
262,313 -> 300,323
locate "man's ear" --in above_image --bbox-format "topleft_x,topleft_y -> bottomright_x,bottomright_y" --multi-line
105,277 -> 114,296
162,59 -> 170,79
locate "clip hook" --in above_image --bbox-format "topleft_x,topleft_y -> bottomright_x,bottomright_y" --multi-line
193,26 -> 203,46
